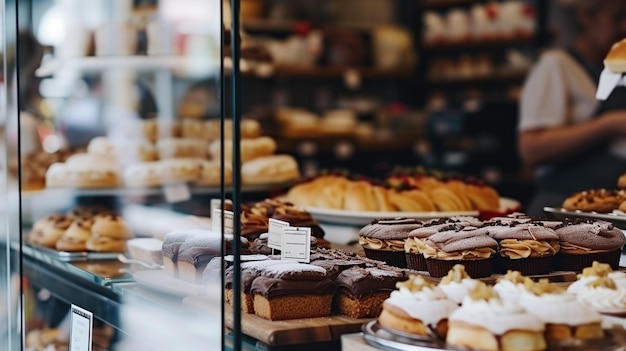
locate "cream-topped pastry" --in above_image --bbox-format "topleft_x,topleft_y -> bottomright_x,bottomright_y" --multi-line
567,261 -> 626,294
576,277 -> 626,316
438,264 -> 479,304
448,283 -> 546,351
493,270 -> 533,303
378,275 -> 458,338
520,279 -> 603,341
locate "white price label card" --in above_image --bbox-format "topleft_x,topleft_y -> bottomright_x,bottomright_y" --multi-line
70,304 -> 93,351
280,227 -> 311,263
212,209 -> 234,235
268,218 -> 290,250
163,183 -> 191,203
210,198 -> 232,216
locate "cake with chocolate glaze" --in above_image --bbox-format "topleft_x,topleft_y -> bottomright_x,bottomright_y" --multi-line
224,258 -> 296,313
333,265 -> 408,318
422,224 -> 497,278
250,263 -> 335,320
177,233 -> 250,283
447,283 -> 547,351
553,218 -> 626,272
359,218 -> 423,268
378,275 -> 458,339
162,230 -> 201,277
519,279 -> 604,341
405,217 -> 482,271
483,220 -> 560,275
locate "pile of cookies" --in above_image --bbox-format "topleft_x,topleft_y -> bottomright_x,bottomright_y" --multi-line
28,207 -> 133,252
562,173 -> 626,213
44,118 -> 300,189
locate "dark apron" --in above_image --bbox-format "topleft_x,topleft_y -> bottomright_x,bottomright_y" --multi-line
526,49 -> 626,216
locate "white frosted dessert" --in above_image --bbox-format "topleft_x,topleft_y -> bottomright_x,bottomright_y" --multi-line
378,275 -> 458,338
567,261 -> 626,295
576,277 -> 626,316
447,283 -> 546,351
437,264 -> 479,304
493,270 -> 532,302
520,279 -> 604,341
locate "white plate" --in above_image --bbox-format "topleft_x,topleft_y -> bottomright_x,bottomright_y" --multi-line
304,198 -> 520,226
133,270 -> 207,297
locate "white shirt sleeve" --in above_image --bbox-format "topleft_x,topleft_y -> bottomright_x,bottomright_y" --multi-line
519,52 -> 569,132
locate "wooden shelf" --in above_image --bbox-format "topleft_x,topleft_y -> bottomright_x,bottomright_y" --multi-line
423,35 -> 535,52
427,70 -> 527,86
243,65 -> 415,79
419,0 -> 481,9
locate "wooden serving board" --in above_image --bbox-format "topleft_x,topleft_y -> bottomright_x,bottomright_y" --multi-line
182,296 -> 372,346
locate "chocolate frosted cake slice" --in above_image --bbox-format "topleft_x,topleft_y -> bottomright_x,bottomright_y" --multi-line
177,233 -> 250,283
333,266 -> 408,318
250,263 -> 334,320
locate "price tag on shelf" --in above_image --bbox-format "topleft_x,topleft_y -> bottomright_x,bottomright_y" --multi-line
268,218 -> 290,250
212,209 -> 234,235
210,198 -> 232,216
70,304 -> 93,351
280,227 -> 311,263
163,183 -> 191,203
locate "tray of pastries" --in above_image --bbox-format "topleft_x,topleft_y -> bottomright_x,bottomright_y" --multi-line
544,172 -> 626,228
285,171 -> 520,226
24,206 -> 134,261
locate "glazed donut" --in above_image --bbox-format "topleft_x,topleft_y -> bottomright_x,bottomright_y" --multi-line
562,189 -> 626,213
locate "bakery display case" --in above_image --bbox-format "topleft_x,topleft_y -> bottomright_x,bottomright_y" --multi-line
6,1 -> 626,351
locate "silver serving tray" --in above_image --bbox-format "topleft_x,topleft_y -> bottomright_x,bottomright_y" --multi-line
21,242 -> 121,262
543,207 -> 626,229
362,320 -> 626,351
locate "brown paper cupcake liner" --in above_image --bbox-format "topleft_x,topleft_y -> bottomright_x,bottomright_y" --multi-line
496,255 -> 553,275
425,257 -> 493,278
552,250 -> 622,273
405,252 -> 427,271
363,248 -> 407,268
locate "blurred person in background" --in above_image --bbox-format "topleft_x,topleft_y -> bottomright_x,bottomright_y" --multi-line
518,0 -> 626,215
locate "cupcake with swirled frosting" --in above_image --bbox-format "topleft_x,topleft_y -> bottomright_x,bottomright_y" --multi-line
378,275 -> 458,339
447,283 -> 546,351
483,220 -> 559,275
404,217 -> 482,271
437,264 -> 480,304
567,261 -> 626,295
519,279 -> 603,341
576,277 -> 626,317
359,218 -> 423,268
553,218 -> 626,272
422,224 -> 498,278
